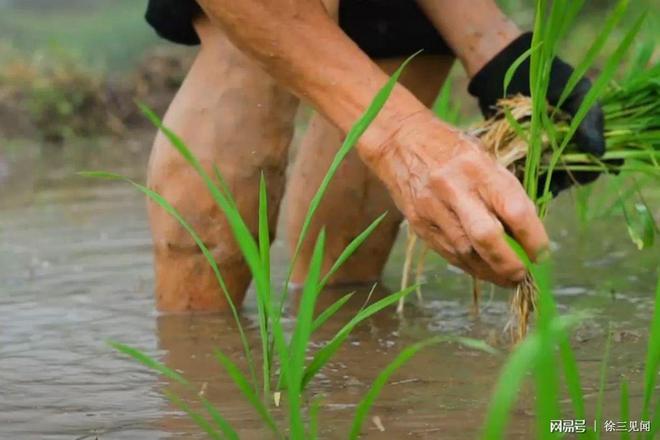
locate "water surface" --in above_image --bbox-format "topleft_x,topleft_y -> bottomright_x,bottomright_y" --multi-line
0,140 -> 657,439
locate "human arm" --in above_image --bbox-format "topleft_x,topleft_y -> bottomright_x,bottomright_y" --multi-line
195,0 -> 549,285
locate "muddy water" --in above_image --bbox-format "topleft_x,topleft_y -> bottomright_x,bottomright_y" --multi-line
1,141 -> 658,439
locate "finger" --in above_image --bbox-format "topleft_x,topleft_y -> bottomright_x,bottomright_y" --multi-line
417,196 -> 519,286
422,223 -> 515,286
410,202 -> 463,268
414,222 -> 486,281
411,196 -> 488,278
455,248 -> 519,287
423,230 -> 467,272
451,193 -> 527,283
481,170 -> 549,261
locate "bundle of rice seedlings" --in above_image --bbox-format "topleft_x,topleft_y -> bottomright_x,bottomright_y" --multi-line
401,61 -> 660,340
478,64 -> 658,338
475,83 -> 660,180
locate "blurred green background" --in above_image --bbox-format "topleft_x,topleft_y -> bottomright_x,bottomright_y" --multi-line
0,0 -> 159,70
0,0 -> 657,142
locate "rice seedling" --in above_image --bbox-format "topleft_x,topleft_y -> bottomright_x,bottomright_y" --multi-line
475,63 -> 659,182
84,55 -> 495,438
481,233 -> 660,440
490,0 -> 655,339
476,1 -> 660,431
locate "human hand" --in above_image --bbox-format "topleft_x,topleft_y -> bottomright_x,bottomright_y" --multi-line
468,32 -> 606,195
362,111 -> 549,286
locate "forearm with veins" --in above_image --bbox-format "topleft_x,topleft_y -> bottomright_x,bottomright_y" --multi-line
196,0 -> 431,156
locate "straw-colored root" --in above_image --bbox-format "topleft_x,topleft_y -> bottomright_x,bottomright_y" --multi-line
401,230 -> 537,342
397,225 -> 418,314
414,245 -> 429,303
471,276 -> 481,316
506,272 -> 538,343
399,226 -> 430,313
469,95 -> 537,178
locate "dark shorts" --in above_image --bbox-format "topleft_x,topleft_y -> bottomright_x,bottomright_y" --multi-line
145,0 -> 453,58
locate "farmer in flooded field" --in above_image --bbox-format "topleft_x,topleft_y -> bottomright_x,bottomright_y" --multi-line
144,0 -> 606,312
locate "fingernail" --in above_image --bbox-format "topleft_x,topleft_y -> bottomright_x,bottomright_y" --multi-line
537,248 -> 551,262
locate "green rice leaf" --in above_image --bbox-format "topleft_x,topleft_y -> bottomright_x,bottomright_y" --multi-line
308,395 -> 323,440
277,292 -> 353,394
78,171 -> 128,180
138,104 -> 270,312
200,397 -> 240,440
598,176 -> 647,219
504,106 -> 531,143
350,336 -> 496,439
531,274 -> 560,439
504,234 -> 533,268
480,315 -> 582,440
312,292 -> 355,333
164,390 -> 222,440
109,341 -> 188,385
213,164 -> 238,209
257,172 -> 272,398
258,173 -> 271,292
574,185 -> 594,228
214,349 -> 281,437
620,380 -> 630,440
348,337 -> 437,440
626,40 -> 655,83
433,76 -> 458,123
541,12 -> 647,201
287,229 -> 326,436
503,42 -> 541,97
646,398 -> 660,440
595,328 -> 613,440
83,171 -> 257,390
302,286 -> 415,388
480,327 -> 536,439
271,54 -> 421,386
555,0 -> 586,43
641,272 -> 660,423
281,52 -> 420,310
556,0 -> 629,109
558,334 -> 589,433
635,200 -> 656,249
319,212 -> 387,290
622,200 -> 657,250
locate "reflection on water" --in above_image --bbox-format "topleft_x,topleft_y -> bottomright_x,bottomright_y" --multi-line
0,143 -> 657,439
